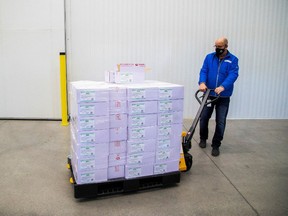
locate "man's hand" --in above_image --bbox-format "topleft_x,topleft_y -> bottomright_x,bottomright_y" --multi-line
199,83 -> 207,92
215,86 -> 224,95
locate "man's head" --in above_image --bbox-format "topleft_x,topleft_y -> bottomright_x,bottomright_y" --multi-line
214,37 -> 228,58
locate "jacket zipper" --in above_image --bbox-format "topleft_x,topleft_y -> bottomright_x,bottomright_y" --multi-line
216,59 -> 223,89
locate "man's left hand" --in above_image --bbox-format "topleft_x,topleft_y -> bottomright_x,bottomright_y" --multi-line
215,86 -> 224,95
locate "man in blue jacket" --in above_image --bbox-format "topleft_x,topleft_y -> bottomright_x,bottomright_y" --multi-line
198,37 -> 239,156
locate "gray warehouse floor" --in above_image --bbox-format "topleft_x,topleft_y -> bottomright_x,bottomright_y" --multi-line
0,119 -> 287,216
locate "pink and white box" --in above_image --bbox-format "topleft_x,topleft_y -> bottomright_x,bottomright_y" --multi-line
109,152 -> 126,166
127,139 -> 156,154
109,140 -> 127,154
158,111 -> 183,125
153,160 -> 179,175
128,100 -> 158,115
128,114 -> 157,127
108,165 -> 125,179
117,63 -> 145,73
109,127 -> 127,142
128,125 -> 158,140
125,164 -> 154,179
109,113 -> 128,128
158,99 -> 184,112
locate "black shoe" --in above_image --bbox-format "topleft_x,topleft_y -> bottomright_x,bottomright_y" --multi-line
211,148 -> 220,157
199,139 -> 206,148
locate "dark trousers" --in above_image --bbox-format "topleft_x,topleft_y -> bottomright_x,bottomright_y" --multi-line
200,96 -> 230,148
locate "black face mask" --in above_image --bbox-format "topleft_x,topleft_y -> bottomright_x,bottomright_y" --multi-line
215,48 -> 225,56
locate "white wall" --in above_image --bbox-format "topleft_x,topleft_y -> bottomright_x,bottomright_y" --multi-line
0,0 -> 287,119
66,0 -> 288,119
0,0 -> 65,119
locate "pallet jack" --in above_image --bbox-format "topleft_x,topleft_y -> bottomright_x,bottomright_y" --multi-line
179,89 -> 219,172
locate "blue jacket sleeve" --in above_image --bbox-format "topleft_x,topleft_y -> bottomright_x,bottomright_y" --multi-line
221,57 -> 239,90
198,55 -> 209,85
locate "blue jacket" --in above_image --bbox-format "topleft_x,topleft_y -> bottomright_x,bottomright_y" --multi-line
198,51 -> 239,97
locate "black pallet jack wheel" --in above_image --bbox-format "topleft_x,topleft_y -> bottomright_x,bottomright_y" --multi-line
184,152 -> 193,172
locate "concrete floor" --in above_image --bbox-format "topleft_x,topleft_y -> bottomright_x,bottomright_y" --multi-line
0,119 -> 287,216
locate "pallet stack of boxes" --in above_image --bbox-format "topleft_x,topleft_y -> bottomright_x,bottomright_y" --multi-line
69,64 -> 184,184
70,81 -> 110,184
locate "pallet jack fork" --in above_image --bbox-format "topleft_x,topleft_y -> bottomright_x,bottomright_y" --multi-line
179,89 -> 219,172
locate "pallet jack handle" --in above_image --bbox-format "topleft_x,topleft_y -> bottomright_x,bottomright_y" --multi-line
182,89 -> 220,153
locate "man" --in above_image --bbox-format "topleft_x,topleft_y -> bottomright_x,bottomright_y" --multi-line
198,37 -> 239,157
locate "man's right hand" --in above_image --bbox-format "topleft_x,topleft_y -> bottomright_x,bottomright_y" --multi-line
199,83 -> 207,92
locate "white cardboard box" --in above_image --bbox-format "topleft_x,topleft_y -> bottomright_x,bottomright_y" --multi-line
143,80 -> 184,99
109,113 -> 128,128
157,111 -> 183,125
70,81 -> 110,103
109,100 -> 127,114
73,165 -> 108,184
109,127 -> 127,142
157,136 -> 181,149
126,85 -> 158,101
109,140 -> 127,154
74,102 -> 109,117
125,164 -> 154,179
127,139 -> 156,154
128,125 -> 158,140
128,113 -> 157,127
128,100 -> 158,115
108,84 -> 127,100
72,138 -> 109,159
153,160 -> 179,175
155,146 -> 181,162
126,152 -> 155,165
72,129 -> 110,144
72,115 -> 109,131
71,150 -> 108,171
157,124 -> 182,140
114,71 -> 145,84
158,99 -> 184,112
109,152 -> 126,166
108,165 -> 125,179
